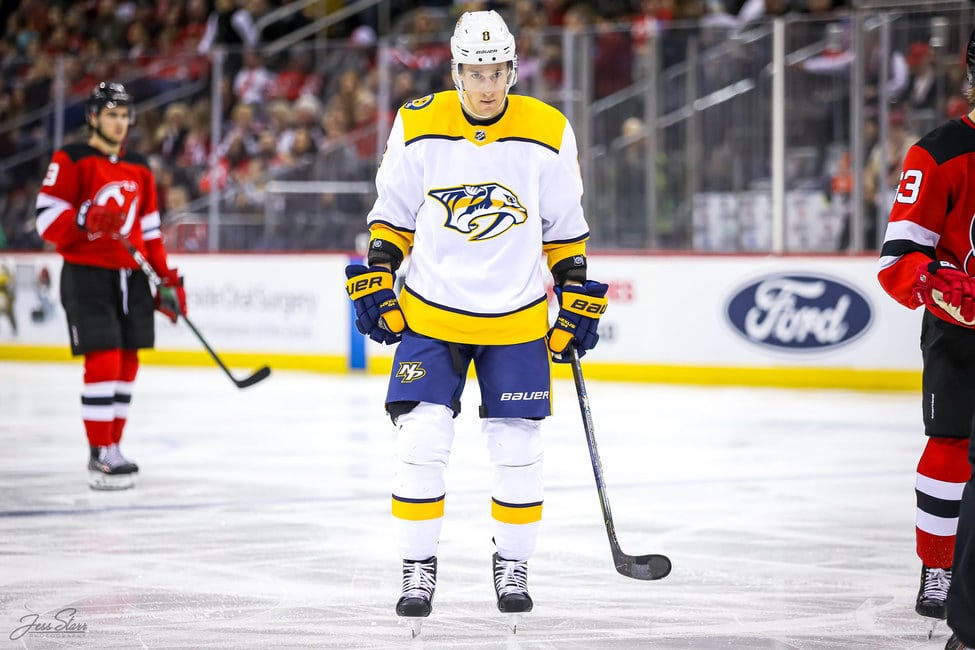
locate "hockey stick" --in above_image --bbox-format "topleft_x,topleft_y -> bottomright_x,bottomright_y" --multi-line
569,346 -> 671,580
122,239 -> 271,389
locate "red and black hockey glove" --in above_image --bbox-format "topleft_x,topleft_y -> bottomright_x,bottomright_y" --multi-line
344,264 -> 405,345
547,280 -> 609,363
913,260 -> 975,327
154,268 -> 187,324
76,200 -> 125,237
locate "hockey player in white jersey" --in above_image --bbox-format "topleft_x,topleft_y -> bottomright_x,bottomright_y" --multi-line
344,9 -> 609,634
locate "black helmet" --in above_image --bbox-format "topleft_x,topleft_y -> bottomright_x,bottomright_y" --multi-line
86,82 -> 134,124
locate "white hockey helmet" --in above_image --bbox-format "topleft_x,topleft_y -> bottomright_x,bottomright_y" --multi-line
450,10 -> 518,96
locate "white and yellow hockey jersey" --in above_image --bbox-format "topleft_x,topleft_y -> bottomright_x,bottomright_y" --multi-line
367,91 -> 590,345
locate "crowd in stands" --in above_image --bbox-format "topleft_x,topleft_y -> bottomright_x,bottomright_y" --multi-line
2,0 -> 966,253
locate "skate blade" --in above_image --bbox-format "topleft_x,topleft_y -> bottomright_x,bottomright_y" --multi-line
88,471 -> 135,491
505,613 -> 523,634
403,618 -> 423,638
927,618 -> 940,640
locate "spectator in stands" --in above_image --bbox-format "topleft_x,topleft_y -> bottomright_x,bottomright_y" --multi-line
864,23 -> 910,108
227,155 -> 268,214
863,110 -> 918,248
91,0 -> 129,52
326,68 -> 375,134
199,133 -> 251,195
153,102 -> 191,160
164,184 -> 193,223
283,127 -> 318,172
178,101 -> 213,170
199,0 -> 260,52
147,23 -> 208,87
198,0 -> 260,76
264,99 -> 295,154
179,0 -> 211,50
125,21 -> 153,66
255,129 -> 288,173
63,5 -> 89,54
613,116 -> 649,242
233,48 -> 275,106
279,94 -> 324,156
351,93 -> 382,159
218,102 -> 261,159
267,48 -> 321,102
905,42 -> 940,112
630,0 -> 675,78
389,70 -> 420,111
19,42 -> 55,114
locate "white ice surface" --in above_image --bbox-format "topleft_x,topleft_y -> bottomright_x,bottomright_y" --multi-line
0,361 -> 952,648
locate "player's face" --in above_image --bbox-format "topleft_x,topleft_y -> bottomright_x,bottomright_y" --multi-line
94,106 -> 130,142
459,63 -> 510,119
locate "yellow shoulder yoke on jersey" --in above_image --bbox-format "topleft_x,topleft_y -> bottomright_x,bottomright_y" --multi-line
399,92 -> 566,151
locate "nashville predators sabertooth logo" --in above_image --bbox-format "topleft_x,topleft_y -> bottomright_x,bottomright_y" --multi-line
429,183 -> 528,241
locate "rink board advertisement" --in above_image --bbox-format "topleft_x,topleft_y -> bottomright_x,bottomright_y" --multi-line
0,253 -> 350,369
0,252 -> 922,388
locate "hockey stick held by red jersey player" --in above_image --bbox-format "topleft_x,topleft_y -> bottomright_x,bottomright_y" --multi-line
122,239 -> 271,389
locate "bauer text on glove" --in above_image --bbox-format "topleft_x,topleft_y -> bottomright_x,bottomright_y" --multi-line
345,264 -> 405,345
913,260 -> 975,327
155,269 -> 186,324
547,280 -> 609,362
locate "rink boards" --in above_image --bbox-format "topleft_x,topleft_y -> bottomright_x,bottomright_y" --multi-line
0,252 -> 922,390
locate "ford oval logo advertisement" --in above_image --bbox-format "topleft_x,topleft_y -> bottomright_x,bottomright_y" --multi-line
726,274 -> 872,351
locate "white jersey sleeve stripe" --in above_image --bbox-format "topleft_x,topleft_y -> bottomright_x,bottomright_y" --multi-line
35,193 -> 73,236
141,210 -> 162,240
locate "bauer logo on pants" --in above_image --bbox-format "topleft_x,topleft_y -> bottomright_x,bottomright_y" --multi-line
725,273 -> 872,351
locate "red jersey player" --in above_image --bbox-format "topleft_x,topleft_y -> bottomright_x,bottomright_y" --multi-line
877,30 -> 975,650
35,82 -> 187,490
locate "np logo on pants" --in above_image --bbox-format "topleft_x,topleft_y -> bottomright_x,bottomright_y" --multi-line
396,362 -> 427,383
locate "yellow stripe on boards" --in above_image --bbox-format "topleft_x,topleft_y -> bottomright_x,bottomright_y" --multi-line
392,495 -> 445,521
544,363 -> 922,392
0,345 -> 921,392
492,499 -> 543,525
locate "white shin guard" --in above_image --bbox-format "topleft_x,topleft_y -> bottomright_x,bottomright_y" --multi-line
393,402 -> 456,560
483,417 -> 544,561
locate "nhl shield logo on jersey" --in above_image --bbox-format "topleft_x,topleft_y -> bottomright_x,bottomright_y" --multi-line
429,183 -> 528,241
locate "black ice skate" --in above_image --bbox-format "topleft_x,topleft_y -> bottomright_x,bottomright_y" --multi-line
916,564 -> 950,619
396,557 -> 436,637
88,444 -> 138,490
492,552 -> 532,632
946,633 -> 969,650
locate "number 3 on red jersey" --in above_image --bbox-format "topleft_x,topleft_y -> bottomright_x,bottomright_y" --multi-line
42,162 -> 60,187
895,169 -> 922,204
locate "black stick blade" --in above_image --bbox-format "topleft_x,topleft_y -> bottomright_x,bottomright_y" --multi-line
234,366 -> 271,388
615,553 -> 672,581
